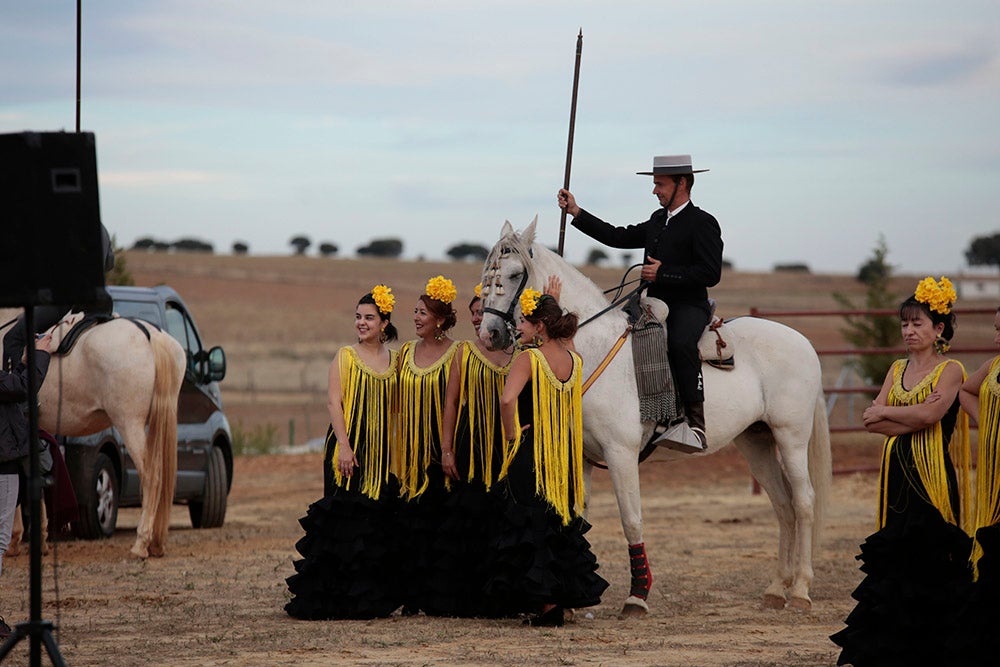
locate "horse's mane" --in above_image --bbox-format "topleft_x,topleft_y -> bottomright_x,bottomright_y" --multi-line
485,222 -> 613,316
483,228 -> 534,273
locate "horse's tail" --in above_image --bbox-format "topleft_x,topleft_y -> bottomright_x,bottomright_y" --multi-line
808,393 -> 832,551
145,332 -> 184,555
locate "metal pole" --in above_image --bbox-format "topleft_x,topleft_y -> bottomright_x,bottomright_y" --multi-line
76,0 -> 82,133
556,29 -> 583,257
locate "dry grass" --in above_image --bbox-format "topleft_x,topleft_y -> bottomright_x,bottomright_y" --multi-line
115,251 -> 998,447
2,251 -> 995,665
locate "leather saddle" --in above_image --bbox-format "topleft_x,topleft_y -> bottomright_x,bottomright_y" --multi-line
51,312 -> 153,357
638,296 -> 735,370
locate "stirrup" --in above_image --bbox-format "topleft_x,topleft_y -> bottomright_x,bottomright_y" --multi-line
652,421 -> 707,454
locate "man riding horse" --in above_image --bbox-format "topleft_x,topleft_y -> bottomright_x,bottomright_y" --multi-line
558,154 -> 723,453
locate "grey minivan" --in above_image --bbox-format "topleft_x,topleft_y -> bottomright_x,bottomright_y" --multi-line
61,285 -> 233,539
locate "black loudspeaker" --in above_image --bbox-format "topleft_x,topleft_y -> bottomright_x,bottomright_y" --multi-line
0,131 -> 107,308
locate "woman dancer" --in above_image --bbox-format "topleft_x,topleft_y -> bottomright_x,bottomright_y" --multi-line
285,286 -> 401,619
949,305 -> 1000,663
485,286 -> 608,626
831,276 -> 972,665
396,275 -> 461,615
438,283 -> 516,617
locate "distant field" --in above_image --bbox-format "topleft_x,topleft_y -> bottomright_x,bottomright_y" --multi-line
6,250 -> 994,449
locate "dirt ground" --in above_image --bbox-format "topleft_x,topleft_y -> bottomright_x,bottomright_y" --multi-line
3,444 -> 879,667
2,253 -> 994,665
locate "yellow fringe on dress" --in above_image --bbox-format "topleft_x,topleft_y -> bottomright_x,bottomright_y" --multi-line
971,356 -> 1000,578
395,340 -> 459,500
454,342 -> 513,490
328,347 -> 398,500
877,359 -> 971,535
500,348 -> 585,525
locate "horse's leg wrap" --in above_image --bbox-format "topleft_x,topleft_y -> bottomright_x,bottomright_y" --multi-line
628,543 -> 653,600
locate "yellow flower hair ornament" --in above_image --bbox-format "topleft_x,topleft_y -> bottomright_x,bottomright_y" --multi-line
473,283 -> 482,298
425,275 -> 457,304
371,284 -> 394,315
520,288 -> 542,317
914,276 -> 957,315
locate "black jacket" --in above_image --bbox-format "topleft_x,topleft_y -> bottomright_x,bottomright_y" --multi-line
572,203 -> 723,304
0,351 -> 50,468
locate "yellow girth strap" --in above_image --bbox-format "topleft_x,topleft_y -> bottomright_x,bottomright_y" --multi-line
581,325 -> 632,395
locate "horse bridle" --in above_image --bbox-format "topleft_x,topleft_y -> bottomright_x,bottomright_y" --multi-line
481,248 -> 530,341
482,246 -> 652,343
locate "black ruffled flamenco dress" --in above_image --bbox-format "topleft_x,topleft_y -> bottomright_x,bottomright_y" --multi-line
482,360 -> 608,619
831,398 -> 973,666
284,425 -> 403,620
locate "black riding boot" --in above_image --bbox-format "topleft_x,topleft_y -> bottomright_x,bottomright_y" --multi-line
685,401 -> 707,448
652,401 -> 707,454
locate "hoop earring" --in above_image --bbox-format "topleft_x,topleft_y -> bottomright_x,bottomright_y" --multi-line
532,334 -> 544,347
434,326 -> 445,342
379,329 -> 387,343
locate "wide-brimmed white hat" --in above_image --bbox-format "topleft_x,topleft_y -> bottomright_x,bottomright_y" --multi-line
636,154 -> 709,176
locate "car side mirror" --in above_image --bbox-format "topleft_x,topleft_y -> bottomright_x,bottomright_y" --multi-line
207,346 -> 227,382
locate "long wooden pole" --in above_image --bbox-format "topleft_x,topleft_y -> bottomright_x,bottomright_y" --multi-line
556,29 -> 582,257
76,0 -> 82,133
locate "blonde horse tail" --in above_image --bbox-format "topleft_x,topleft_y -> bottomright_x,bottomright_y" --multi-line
808,393 -> 832,553
145,333 -> 182,556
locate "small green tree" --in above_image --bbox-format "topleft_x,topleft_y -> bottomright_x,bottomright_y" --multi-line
289,235 -> 311,255
106,235 -> 134,286
357,238 -> 403,258
833,236 -> 899,387
586,248 -> 609,266
965,231 -> 1000,269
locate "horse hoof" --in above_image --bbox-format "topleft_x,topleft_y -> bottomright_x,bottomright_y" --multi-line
619,604 -> 646,619
762,593 -> 786,610
130,545 -> 150,559
619,596 -> 649,619
788,597 -> 812,612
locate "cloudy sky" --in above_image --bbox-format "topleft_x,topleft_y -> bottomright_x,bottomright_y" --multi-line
2,1 -> 998,274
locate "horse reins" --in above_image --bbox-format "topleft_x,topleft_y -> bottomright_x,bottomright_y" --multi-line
485,248 -> 660,471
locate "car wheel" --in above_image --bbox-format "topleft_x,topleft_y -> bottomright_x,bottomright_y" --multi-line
189,446 -> 228,529
73,452 -> 119,539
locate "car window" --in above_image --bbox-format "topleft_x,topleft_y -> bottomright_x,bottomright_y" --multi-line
164,302 -> 203,356
113,299 -> 160,325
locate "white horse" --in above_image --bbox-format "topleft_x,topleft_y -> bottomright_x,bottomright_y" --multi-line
5,312 -> 185,558
479,219 -> 832,616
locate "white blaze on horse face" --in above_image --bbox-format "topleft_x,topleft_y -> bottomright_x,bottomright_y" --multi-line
484,249 -> 528,350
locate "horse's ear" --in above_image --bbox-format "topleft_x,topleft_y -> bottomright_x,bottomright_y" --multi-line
521,215 -> 538,245
501,220 -> 514,237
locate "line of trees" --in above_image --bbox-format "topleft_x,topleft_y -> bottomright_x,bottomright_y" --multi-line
132,230 -> 1000,269
132,237 -> 214,253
